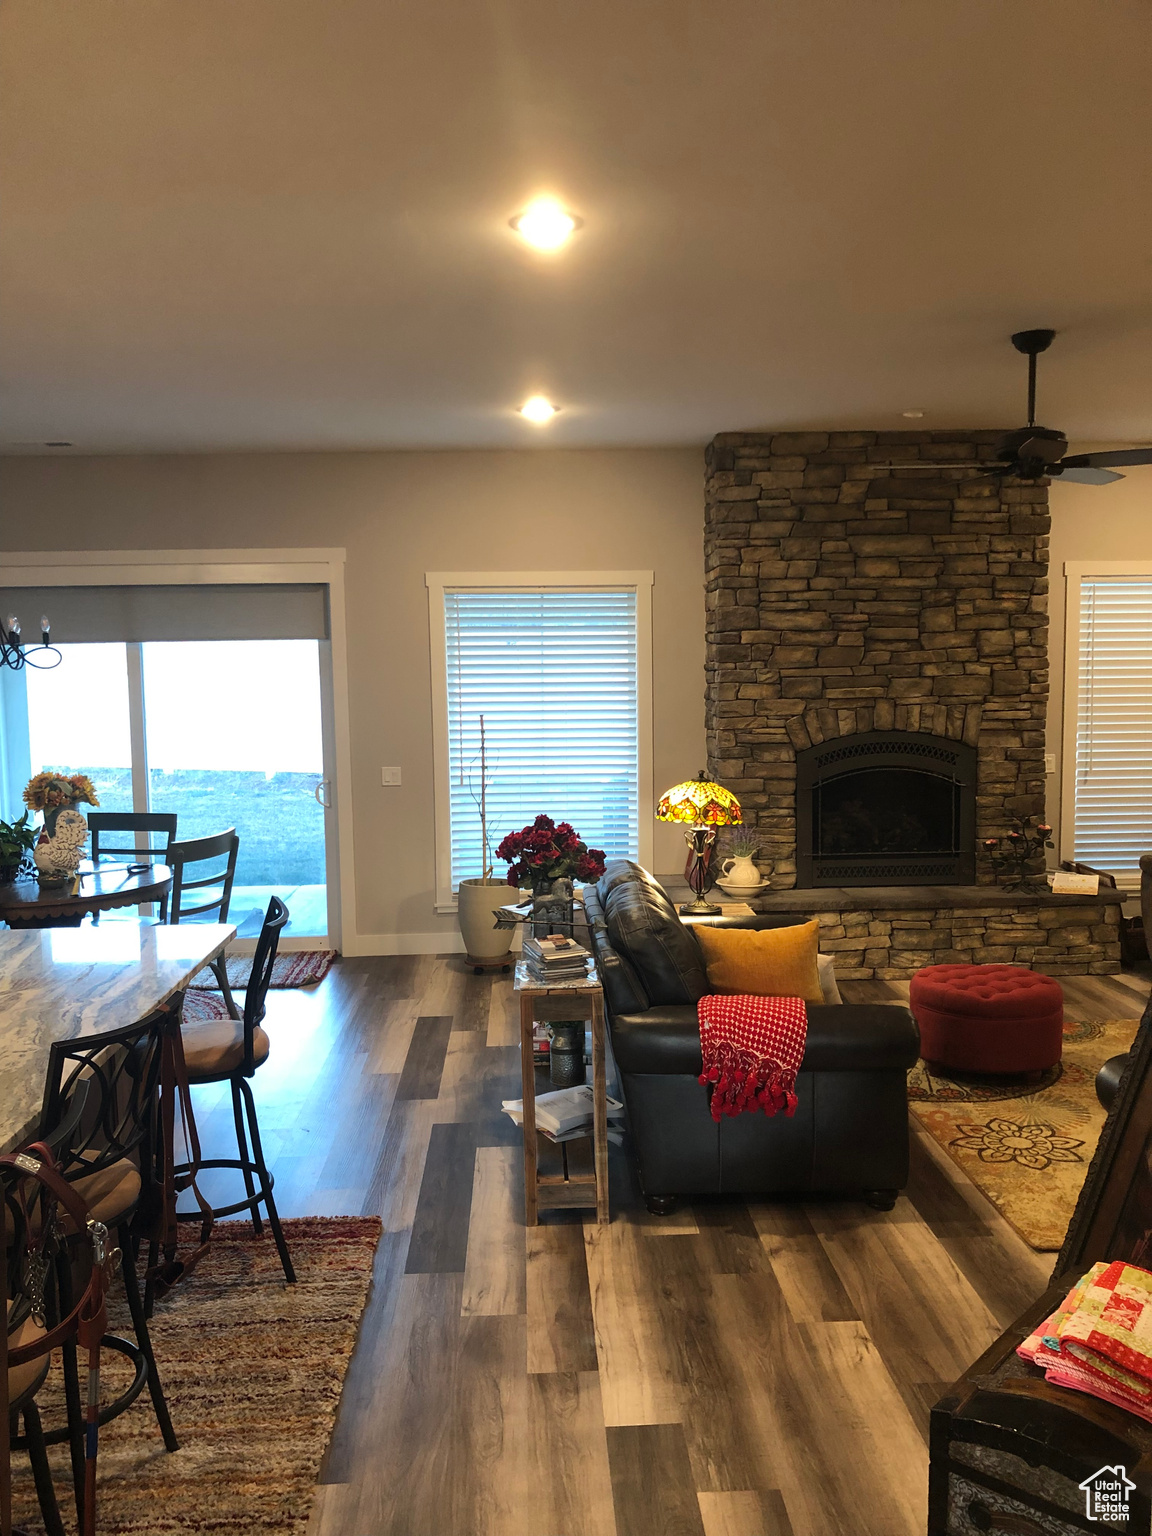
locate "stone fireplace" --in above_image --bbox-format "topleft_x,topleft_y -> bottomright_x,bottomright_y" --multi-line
796,729 -> 976,887
702,428 -> 1122,976
704,427 -> 1049,886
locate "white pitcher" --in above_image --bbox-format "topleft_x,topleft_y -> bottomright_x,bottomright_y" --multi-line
720,854 -> 762,888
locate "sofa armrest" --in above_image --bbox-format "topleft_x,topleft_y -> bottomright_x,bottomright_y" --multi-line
610,1002 -> 919,1076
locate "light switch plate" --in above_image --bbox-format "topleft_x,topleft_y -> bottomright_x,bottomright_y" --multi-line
381,766 -> 402,786
1044,753 -> 1056,774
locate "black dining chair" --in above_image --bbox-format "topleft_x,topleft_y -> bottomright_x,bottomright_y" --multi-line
175,896 -> 295,1284
88,812 -> 178,866
162,829 -> 241,1012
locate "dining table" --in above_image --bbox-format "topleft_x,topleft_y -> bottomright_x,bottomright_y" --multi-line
0,861 -> 174,930
0,916 -> 235,1536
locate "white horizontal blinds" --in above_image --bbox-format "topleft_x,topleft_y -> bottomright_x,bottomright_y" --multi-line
1075,577 -> 1152,873
445,588 -> 639,890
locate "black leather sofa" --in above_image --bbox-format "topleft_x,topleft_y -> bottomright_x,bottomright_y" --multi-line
583,861 -> 919,1213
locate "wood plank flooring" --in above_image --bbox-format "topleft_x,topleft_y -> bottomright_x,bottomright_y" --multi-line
187,958 -> 1150,1536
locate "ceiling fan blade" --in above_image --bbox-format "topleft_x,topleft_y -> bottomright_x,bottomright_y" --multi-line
1056,466 -> 1125,485
1061,448 -> 1152,469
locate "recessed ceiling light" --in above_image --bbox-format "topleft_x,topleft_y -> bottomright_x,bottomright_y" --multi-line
509,198 -> 582,251
901,410 -> 925,420
519,395 -> 559,424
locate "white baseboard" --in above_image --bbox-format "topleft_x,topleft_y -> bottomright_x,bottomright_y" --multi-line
341,930 -> 467,957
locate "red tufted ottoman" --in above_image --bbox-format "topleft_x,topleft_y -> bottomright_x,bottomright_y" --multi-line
909,964 -> 1064,1075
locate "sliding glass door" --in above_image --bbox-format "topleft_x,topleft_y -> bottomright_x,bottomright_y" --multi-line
142,641 -> 327,939
10,639 -> 331,942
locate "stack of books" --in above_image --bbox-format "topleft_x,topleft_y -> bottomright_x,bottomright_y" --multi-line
522,932 -> 591,983
502,1085 -> 625,1145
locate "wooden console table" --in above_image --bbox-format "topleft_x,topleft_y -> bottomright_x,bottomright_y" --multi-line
515,960 -> 609,1226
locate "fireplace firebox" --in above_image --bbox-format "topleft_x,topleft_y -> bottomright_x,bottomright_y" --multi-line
795,732 -> 977,887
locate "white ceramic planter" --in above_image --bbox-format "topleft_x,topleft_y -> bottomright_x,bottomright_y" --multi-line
720,853 -> 762,887
457,877 -> 516,964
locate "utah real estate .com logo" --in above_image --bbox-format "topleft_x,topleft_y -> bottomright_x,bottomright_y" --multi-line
1079,1464 -> 1136,1523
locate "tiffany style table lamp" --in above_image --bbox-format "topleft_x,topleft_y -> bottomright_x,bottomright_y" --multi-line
656,771 -> 742,916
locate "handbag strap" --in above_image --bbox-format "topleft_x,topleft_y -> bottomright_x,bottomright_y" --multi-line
2,1143 -> 109,1361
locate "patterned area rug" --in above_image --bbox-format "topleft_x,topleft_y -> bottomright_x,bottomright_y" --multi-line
909,1018 -> 1140,1251
189,951 -> 336,991
10,1216 -> 381,1535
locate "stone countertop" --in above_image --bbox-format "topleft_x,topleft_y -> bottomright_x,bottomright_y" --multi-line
0,919 -> 234,1152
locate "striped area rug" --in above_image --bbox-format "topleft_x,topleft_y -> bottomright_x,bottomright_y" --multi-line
189,950 -> 336,991
9,1216 -> 381,1535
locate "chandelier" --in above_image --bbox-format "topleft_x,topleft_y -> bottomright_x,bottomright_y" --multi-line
1,613 -> 62,671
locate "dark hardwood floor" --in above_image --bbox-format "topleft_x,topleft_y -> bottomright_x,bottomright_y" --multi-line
187,959 -> 1150,1536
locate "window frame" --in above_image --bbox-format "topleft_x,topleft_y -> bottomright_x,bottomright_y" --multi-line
1062,559 -> 1152,889
426,570 -> 654,912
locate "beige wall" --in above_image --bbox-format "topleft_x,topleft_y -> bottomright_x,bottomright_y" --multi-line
0,448 -> 706,949
1047,465 -> 1152,858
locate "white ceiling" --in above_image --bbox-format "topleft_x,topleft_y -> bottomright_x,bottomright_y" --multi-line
1,0 -> 1150,452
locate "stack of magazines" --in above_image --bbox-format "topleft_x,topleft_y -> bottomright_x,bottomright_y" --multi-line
502,1085 -> 625,1145
522,932 -> 591,983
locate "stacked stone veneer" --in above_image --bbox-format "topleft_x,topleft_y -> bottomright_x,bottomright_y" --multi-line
705,428 -> 1050,886
703,427 -> 1121,977
798,902 -> 1121,980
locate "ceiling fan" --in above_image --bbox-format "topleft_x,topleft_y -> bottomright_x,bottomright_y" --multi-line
883,329 -> 1152,485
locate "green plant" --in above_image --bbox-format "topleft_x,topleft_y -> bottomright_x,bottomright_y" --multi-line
722,825 -> 760,859
0,810 -> 38,873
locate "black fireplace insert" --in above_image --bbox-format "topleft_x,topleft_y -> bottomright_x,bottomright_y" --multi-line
795,731 -> 976,887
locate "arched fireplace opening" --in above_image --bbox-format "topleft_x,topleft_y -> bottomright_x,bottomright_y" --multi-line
795,731 -> 977,887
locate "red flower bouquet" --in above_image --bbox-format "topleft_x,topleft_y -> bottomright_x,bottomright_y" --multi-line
495,814 -> 607,888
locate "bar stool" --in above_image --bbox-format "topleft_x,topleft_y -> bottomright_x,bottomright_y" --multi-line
175,897 -> 295,1283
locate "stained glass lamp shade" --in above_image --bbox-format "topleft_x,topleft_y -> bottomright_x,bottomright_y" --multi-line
656,771 -> 742,915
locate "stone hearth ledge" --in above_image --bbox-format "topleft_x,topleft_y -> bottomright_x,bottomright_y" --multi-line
745,885 -> 1123,979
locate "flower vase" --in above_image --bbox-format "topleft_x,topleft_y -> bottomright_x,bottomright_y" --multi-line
33,807 -> 89,885
530,877 -> 575,939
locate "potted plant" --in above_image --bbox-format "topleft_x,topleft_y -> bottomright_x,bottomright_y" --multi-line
0,811 -> 37,883
496,814 -> 607,934
456,717 -> 518,969
717,825 -> 770,895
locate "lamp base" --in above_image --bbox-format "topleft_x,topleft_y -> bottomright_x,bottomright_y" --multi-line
678,898 -> 722,916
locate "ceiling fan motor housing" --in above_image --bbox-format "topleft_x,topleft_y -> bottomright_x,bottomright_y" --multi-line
997,424 -> 1068,475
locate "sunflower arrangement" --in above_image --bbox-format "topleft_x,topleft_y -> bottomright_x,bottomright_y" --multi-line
23,772 -> 100,834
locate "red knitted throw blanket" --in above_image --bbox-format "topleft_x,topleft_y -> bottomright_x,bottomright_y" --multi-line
697,994 -> 807,1121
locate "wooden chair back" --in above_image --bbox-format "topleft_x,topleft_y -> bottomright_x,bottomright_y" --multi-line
163,830 -> 239,924
88,812 -> 178,864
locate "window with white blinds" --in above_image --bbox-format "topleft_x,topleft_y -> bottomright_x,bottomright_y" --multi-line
1073,576 -> 1152,875
441,587 -> 642,894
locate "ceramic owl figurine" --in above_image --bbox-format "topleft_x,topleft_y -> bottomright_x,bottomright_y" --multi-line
34,807 -> 89,884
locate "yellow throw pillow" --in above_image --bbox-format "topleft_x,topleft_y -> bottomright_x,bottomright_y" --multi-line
694,919 -> 824,1004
